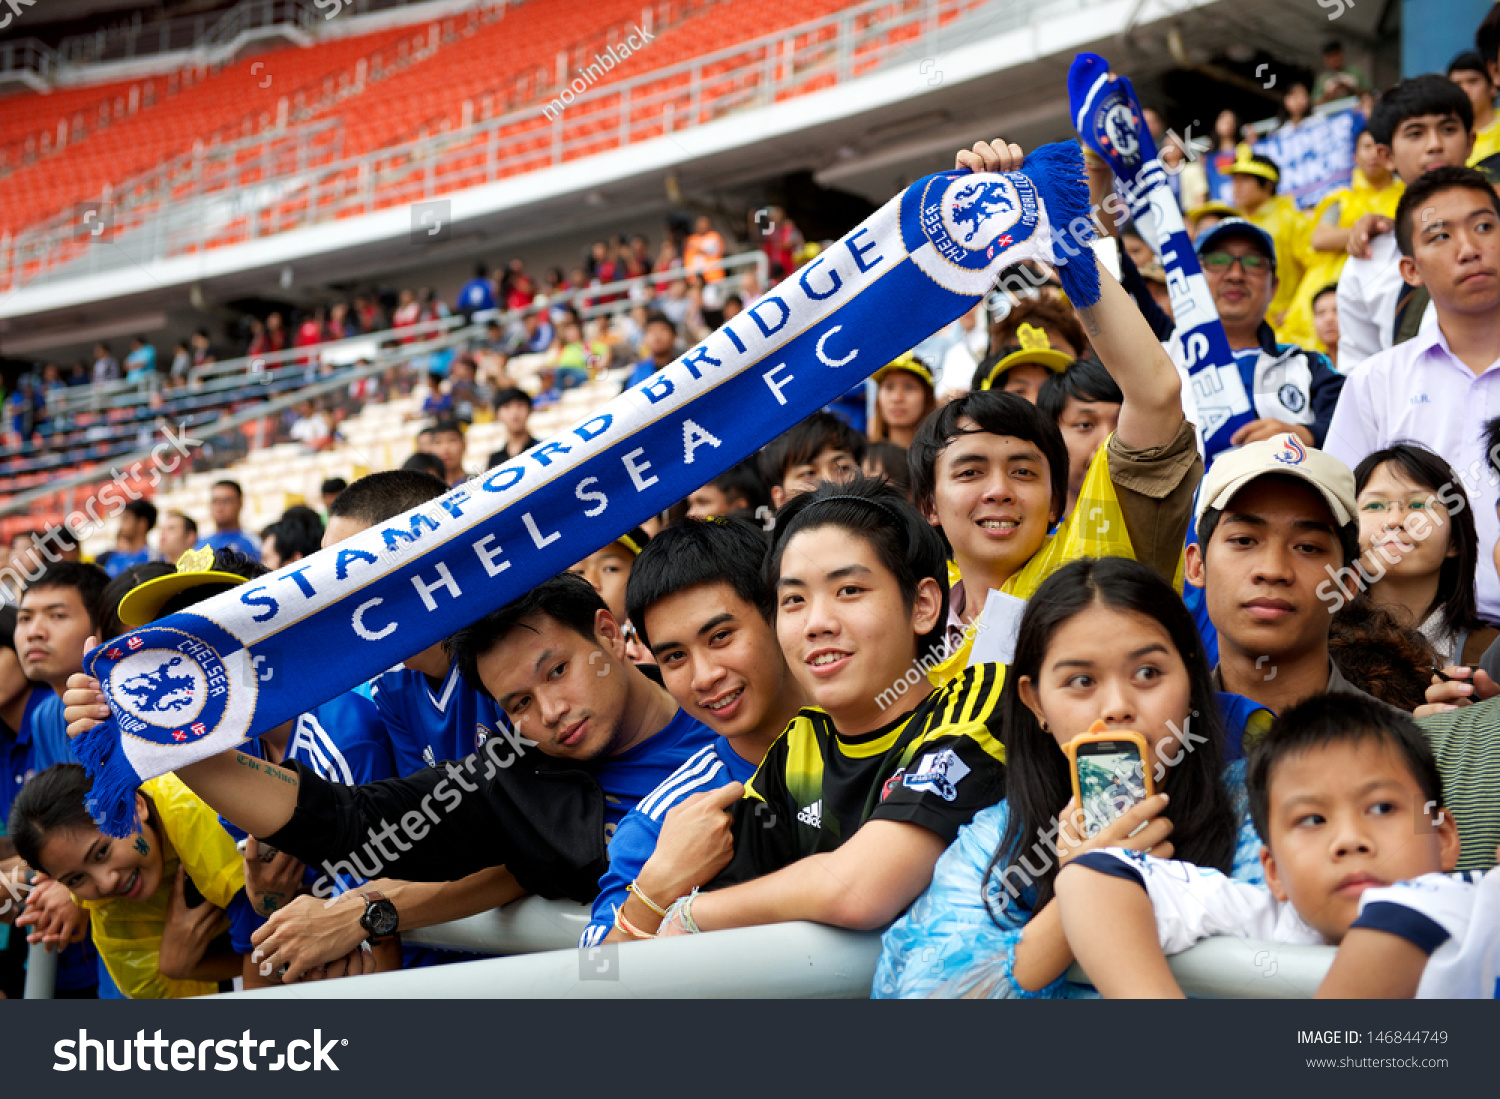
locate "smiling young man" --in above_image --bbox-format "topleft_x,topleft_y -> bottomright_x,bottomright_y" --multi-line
1184,433 -> 1384,727
911,138 -> 1199,685
1337,76 -> 1476,372
580,517 -> 807,944
65,573 -> 716,977
1327,166 -> 1500,623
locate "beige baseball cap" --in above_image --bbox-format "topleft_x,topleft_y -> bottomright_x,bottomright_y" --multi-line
1196,434 -> 1356,528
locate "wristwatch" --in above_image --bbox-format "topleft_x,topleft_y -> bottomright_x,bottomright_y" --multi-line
359,891 -> 398,942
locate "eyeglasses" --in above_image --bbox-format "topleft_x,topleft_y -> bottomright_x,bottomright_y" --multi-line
1201,251 -> 1271,273
1358,497 -> 1436,517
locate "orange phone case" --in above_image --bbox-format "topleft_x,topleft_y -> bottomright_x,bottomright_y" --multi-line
1064,721 -> 1154,833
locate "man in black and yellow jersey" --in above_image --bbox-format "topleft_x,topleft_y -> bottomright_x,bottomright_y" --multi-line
655,477 -> 1007,937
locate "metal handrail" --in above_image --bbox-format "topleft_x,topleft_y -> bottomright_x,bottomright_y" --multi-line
2,0 -> 1016,289
222,910 -> 1336,999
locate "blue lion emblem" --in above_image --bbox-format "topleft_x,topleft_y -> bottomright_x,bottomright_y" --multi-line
948,179 -> 1017,244
118,656 -> 196,714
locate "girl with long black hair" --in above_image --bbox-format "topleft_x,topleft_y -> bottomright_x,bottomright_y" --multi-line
874,556 -> 1261,998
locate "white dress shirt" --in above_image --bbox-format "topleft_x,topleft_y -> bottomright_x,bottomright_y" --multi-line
1325,323 -> 1500,620
1335,232 -> 1437,374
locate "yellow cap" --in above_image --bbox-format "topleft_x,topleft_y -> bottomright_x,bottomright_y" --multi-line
1227,145 -> 1280,184
871,353 -> 936,391
1187,199 -> 1238,223
116,548 -> 246,628
981,324 -> 1074,389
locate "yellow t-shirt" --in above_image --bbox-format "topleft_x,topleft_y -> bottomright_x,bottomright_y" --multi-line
930,439 -> 1172,685
1469,114 -> 1500,166
1245,195 -> 1311,346
79,773 -> 245,999
1287,171 -> 1403,355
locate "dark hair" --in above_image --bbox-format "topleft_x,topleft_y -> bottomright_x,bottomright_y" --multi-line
493,386 -> 533,411
1310,282 -> 1340,310
765,476 -> 949,662
757,412 -> 867,488
402,452 -> 449,481
1329,598 -> 1439,711
445,572 -> 606,698
266,505 -> 325,564
1352,443 -> 1482,632
1322,39 -> 1343,55
984,557 -> 1237,918
100,561 -> 176,640
23,562 -> 109,633
329,470 -> 447,526
166,510 -> 198,538
702,459 -> 769,515
1480,3 -> 1500,67
863,441 -> 912,497
1448,48 -> 1490,80
1485,415 -> 1500,485
1368,74 -> 1474,148
1246,694 -> 1443,843
122,499 -> 157,530
428,417 -> 465,440
155,548 -> 268,620
908,388 -> 1069,523
626,517 -> 772,650
9,765 -> 100,870
990,296 -> 1088,359
321,477 -> 348,498
0,604 -> 18,655
1395,164 -> 1500,257
212,479 -> 243,499
1198,473 -> 1360,567
643,311 -> 677,335
1035,357 -> 1123,424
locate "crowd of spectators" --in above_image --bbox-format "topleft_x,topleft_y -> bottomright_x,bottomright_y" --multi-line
6,17 -> 1500,1004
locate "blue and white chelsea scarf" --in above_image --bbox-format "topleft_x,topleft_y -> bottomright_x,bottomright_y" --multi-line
76,142 -> 1100,835
1069,52 -> 1253,459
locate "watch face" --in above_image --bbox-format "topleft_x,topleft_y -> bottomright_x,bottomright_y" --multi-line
365,899 -> 398,937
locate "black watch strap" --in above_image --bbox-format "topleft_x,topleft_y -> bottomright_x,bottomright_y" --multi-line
359,890 -> 398,941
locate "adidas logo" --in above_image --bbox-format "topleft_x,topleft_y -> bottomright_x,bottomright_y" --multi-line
796,800 -> 822,828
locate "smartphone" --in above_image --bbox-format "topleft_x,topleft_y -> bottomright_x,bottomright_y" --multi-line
234,837 -> 280,863
1066,730 -> 1154,838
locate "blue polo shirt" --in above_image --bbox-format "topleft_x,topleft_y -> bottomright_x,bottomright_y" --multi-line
101,548 -> 152,578
581,736 -> 757,946
195,529 -> 261,562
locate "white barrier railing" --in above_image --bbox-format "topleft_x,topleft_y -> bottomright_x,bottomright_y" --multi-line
222,898 -> 1336,999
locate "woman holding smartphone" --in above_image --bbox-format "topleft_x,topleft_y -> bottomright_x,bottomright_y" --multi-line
873,556 -> 1261,998
8,764 -> 259,998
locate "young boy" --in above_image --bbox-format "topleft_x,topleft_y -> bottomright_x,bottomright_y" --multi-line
1054,695 -> 1483,998
568,526 -> 651,660
758,411 -> 865,508
580,517 -> 806,944
1035,358 -> 1122,519
1337,75 -> 1475,371
1449,49 -> 1500,166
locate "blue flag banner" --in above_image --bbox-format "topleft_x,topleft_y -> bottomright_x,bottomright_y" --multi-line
76,143 -> 1100,836
1068,52 -> 1253,461
1252,109 -> 1361,211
